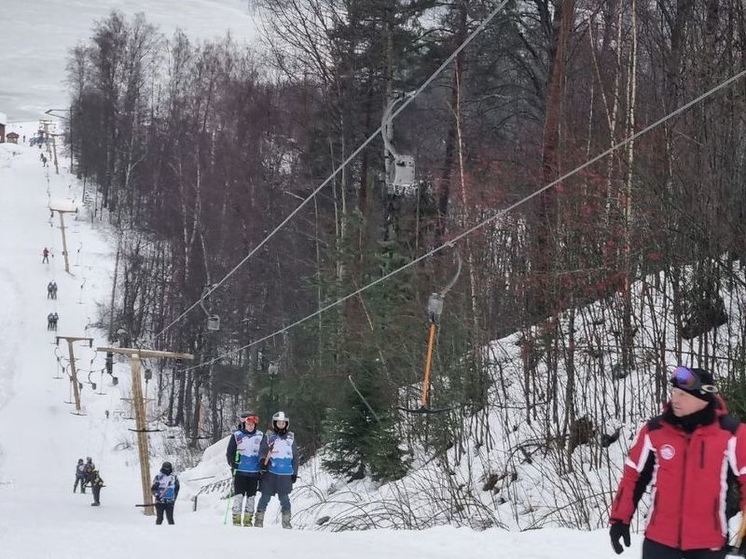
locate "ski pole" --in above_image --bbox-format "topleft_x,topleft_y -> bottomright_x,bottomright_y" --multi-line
223,492 -> 234,525
223,468 -> 235,525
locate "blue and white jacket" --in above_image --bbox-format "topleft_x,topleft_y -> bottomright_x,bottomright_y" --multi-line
260,430 -> 297,476
151,472 -> 179,503
226,427 -> 264,474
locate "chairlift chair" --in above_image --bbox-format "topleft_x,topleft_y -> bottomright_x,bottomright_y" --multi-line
381,94 -> 418,197
199,285 -> 221,332
207,315 -> 220,331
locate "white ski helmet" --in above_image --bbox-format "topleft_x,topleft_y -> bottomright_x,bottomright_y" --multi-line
272,410 -> 289,425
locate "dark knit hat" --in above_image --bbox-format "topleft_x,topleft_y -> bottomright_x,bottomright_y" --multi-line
671,367 -> 717,402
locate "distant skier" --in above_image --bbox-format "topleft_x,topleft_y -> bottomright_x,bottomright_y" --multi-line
89,468 -> 104,506
255,411 -> 297,529
73,458 -> 86,493
42,247 -> 49,264
47,313 -> 54,331
151,461 -> 179,525
83,457 -> 95,485
51,281 -> 58,300
610,366 -> 746,557
47,281 -> 54,299
51,313 -> 59,331
226,411 -> 263,526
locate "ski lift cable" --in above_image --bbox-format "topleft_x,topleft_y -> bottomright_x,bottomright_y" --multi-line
152,0 -> 513,342
440,251 -> 462,297
177,66 -> 746,374
347,375 -> 382,423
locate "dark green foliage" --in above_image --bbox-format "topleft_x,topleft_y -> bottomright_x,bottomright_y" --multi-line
720,373 -> 746,421
322,358 -> 409,482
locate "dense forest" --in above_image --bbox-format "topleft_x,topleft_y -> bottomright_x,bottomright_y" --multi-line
65,0 -> 746,504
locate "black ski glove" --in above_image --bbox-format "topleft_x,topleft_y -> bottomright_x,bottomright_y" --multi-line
291,474 -> 297,484
609,521 -> 631,555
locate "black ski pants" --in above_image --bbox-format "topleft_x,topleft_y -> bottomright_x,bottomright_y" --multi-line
643,539 -> 727,559
155,502 -> 175,525
91,485 -> 101,504
73,475 -> 85,493
234,474 -> 259,497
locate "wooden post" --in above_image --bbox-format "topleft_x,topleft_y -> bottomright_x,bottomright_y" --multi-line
130,354 -> 153,516
58,211 -> 69,272
420,323 -> 438,408
56,336 -> 93,414
41,119 -> 53,158
97,347 -> 194,515
67,339 -> 82,413
49,207 -> 77,274
51,133 -> 59,175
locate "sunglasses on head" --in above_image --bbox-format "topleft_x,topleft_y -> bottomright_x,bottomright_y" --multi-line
670,366 -> 718,394
240,415 -> 259,423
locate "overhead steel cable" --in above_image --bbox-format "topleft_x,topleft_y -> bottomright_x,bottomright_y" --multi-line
153,0 -> 512,341
177,67 -> 746,373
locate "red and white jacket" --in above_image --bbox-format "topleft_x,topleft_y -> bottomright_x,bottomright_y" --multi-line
610,400 -> 746,550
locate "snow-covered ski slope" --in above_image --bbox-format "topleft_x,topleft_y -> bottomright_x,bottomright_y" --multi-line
0,132 -> 625,557
0,0 -> 259,121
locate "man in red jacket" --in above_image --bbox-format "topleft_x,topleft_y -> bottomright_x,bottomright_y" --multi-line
610,366 -> 746,558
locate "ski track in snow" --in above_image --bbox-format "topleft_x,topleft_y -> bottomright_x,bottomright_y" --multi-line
0,137 -> 630,557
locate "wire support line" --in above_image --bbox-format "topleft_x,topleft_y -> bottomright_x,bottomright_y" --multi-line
153,0 -> 512,341
177,67 -> 746,374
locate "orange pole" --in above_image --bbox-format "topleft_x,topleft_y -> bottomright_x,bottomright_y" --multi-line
420,323 -> 438,407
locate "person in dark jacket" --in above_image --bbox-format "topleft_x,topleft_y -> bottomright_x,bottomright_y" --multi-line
610,366 -> 746,558
226,411 -> 263,526
89,468 -> 104,506
255,411 -> 298,529
83,456 -> 95,484
73,458 -> 86,493
151,461 -> 179,525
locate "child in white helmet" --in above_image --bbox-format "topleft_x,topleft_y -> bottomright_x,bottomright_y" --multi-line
255,411 -> 298,529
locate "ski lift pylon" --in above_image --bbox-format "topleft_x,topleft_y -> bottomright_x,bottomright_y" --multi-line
400,249 -> 462,415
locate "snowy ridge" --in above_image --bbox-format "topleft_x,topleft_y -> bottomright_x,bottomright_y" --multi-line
183,265 -> 746,536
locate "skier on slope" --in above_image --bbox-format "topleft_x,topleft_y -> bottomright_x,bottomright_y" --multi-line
73,458 -> 86,493
83,457 -> 95,485
89,468 -> 104,506
610,366 -> 746,558
226,411 -> 263,526
151,461 -> 179,525
47,282 -> 54,299
255,411 -> 298,529
42,247 -> 49,264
